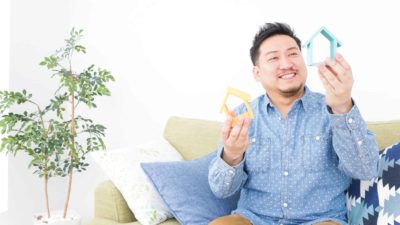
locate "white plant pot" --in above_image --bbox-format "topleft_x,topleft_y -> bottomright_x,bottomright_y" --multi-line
33,210 -> 81,225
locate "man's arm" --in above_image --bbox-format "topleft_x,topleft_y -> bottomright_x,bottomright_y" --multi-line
318,53 -> 379,179
208,146 -> 248,198
328,104 -> 379,179
208,116 -> 250,198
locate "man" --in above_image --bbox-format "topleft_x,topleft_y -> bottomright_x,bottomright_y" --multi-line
208,23 -> 379,225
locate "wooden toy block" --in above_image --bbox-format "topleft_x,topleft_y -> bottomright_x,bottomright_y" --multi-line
220,87 -> 254,127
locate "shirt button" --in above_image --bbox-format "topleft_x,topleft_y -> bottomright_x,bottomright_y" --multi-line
283,203 -> 288,208
283,171 -> 289,176
348,118 -> 353,123
251,138 -> 256,143
278,117 -> 282,121
225,182 -> 230,186
357,140 -> 363,145
315,136 -> 320,141
229,169 -> 235,175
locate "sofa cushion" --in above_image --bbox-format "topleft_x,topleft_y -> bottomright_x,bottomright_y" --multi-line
163,116 -> 222,160
141,151 -> 240,225
346,142 -> 400,225
162,118 -> 400,159
366,120 -> 400,150
91,139 -> 183,225
94,180 -> 135,223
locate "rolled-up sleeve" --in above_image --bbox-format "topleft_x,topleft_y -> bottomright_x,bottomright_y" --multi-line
328,104 -> 379,180
208,144 -> 248,198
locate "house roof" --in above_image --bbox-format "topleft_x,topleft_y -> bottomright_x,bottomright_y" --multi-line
302,26 -> 343,47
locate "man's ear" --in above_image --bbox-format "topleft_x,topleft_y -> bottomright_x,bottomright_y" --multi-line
253,66 -> 260,81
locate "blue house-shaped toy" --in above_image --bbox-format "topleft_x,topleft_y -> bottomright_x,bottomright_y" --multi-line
302,26 -> 342,66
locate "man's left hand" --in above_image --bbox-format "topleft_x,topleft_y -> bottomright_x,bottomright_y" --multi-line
317,52 -> 354,114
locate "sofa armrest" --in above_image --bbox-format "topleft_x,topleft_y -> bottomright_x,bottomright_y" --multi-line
94,180 -> 136,223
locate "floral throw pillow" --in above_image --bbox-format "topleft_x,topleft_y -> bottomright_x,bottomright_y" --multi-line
91,139 -> 183,225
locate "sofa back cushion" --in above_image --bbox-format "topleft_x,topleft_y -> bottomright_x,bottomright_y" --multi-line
367,120 -> 400,150
163,116 -> 222,160
164,117 -> 400,159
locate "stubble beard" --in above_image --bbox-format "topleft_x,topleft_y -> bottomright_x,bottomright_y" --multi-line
279,83 -> 304,98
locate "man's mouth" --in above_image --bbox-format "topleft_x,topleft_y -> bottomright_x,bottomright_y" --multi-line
279,73 -> 296,80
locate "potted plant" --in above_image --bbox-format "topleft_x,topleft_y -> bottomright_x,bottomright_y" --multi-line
0,28 -> 115,224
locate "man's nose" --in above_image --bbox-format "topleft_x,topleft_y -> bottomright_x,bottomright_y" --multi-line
279,56 -> 293,70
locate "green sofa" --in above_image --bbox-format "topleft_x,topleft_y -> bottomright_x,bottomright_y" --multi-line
86,116 -> 400,225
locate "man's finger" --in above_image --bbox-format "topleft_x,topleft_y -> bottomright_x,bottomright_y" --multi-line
318,63 -> 341,90
318,73 -> 335,94
228,116 -> 244,142
325,58 -> 345,81
335,52 -> 351,70
221,116 -> 233,142
334,53 -> 354,84
237,117 -> 251,143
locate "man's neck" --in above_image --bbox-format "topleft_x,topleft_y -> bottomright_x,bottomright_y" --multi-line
267,88 -> 305,118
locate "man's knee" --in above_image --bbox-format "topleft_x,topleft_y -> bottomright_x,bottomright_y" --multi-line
209,213 -> 252,225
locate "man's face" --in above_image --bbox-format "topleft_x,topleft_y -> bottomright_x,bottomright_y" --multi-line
253,34 -> 307,98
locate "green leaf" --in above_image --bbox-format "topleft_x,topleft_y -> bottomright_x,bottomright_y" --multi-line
0,27 -> 112,183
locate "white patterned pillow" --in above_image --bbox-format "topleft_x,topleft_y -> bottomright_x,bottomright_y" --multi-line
91,138 -> 183,225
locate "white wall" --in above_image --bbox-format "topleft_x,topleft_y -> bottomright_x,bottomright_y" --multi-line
2,0 -> 400,224
0,0 -> 10,216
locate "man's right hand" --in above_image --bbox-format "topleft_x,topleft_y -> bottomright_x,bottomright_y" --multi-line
221,115 -> 251,166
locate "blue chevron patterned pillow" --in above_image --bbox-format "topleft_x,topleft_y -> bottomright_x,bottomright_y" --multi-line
346,142 -> 400,225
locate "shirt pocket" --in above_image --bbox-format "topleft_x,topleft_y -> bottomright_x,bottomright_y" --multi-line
245,136 -> 273,192
245,136 -> 272,172
302,134 -> 333,172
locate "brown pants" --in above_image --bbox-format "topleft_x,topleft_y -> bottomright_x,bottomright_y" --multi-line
208,214 -> 341,225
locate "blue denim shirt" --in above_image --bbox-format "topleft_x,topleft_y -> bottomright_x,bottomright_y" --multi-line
208,87 -> 379,225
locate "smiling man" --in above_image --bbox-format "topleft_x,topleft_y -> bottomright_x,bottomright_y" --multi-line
208,23 -> 379,225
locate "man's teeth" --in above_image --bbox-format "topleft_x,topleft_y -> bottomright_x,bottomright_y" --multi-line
280,73 -> 295,79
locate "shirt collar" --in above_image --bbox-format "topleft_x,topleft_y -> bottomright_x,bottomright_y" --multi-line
261,93 -> 273,114
299,86 -> 313,112
261,86 -> 314,113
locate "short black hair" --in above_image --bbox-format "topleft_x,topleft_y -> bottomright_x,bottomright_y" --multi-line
250,22 -> 301,65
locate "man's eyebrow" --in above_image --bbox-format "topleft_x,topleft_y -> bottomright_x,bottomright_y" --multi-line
264,46 -> 300,56
264,50 -> 278,56
287,46 -> 300,51
286,46 -> 300,51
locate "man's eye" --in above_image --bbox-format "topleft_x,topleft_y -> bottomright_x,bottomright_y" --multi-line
268,57 -> 278,62
289,52 -> 298,56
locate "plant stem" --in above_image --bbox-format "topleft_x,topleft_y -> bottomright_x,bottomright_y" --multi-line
63,68 -> 76,219
63,167 -> 73,218
30,100 -> 52,218
28,100 -> 47,131
44,172 -> 50,218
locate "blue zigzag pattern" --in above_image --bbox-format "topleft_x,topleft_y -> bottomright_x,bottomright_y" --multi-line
348,201 -> 374,225
363,182 -> 379,209
347,142 -> 400,225
383,194 -> 400,218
